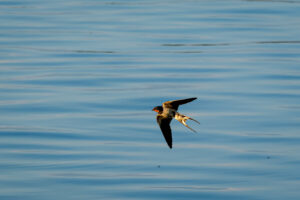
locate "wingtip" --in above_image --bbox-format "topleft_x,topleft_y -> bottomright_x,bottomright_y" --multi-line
188,97 -> 197,102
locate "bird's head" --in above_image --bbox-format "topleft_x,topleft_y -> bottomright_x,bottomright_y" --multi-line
152,106 -> 163,113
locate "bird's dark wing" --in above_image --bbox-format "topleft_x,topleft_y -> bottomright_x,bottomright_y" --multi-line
163,97 -> 197,110
156,115 -> 173,149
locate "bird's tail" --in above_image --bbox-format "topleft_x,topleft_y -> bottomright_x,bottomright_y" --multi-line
187,116 -> 200,124
175,112 -> 200,133
182,120 -> 197,133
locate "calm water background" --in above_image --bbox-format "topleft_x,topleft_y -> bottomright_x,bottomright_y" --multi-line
1,0 -> 300,199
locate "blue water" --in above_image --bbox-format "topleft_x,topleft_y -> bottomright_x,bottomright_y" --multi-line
1,0 -> 300,199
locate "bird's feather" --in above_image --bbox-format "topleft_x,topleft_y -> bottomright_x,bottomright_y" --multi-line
163,97 -> 197,110
156,115 -> 173,149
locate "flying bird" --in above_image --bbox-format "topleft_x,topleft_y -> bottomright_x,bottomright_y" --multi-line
152,97 -> 199,149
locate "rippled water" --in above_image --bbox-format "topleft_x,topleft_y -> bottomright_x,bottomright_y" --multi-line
1,0 -> 300,199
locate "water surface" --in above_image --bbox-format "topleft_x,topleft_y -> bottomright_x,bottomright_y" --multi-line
1,0 -> 300,199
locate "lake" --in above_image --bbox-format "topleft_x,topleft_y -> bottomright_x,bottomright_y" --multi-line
1,0 -> 300,199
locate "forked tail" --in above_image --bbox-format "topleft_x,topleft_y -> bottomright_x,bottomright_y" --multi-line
175,112 -> 200,133
188,116 -> 200,124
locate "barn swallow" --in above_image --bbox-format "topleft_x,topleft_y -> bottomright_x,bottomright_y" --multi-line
152,97 -> 199,149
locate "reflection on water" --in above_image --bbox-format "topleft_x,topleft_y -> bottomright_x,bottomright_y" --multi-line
1,0 -> 300,199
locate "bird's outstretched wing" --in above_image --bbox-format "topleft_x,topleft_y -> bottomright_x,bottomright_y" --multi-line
156,115 -> 173,149
163,97 -> 197,110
